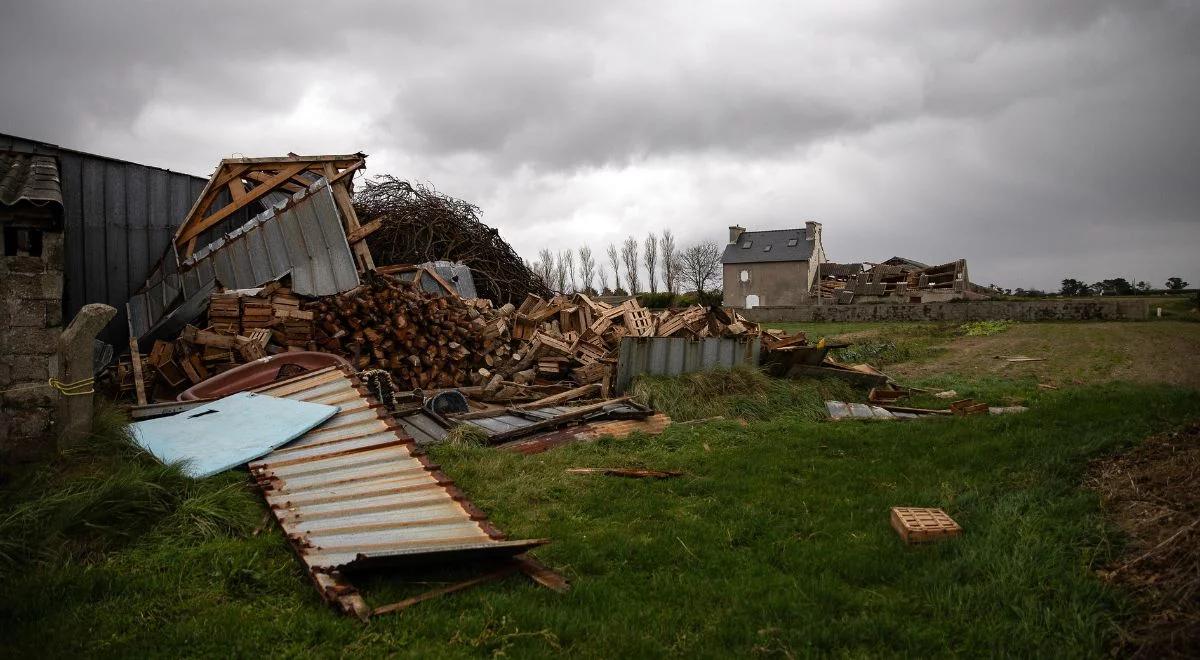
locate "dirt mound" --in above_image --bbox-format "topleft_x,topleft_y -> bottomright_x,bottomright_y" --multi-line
1087,422 -> 1200,657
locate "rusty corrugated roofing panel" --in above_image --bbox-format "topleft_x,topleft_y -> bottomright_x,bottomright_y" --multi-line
249,366 -> 548,617
0,151 -> 62,210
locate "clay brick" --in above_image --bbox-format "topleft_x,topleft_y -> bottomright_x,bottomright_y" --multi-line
6,299 -> 46,327
2,380 -> 56,407
0,328 -> 60,355
44,300 -> 63,327
5,408 -> 52,438
8,355 -> 52,380
3,272 -> 63,300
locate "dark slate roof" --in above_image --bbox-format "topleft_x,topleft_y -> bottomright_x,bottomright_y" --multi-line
0,151 -> 62,210
722,228 -> 814,264
820,262 -> 863,279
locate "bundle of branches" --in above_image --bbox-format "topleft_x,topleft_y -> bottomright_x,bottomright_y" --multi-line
308,272 -> 514,390
354,175 -> 550,304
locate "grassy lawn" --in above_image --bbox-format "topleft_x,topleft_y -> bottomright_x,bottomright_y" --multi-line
1,324 -> 1198,656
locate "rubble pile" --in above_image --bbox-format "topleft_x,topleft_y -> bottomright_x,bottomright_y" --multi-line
118,282 -> 314,400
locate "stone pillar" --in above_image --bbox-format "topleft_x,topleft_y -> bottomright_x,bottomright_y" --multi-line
0,232 -> 65,461
56,304 -> 117,447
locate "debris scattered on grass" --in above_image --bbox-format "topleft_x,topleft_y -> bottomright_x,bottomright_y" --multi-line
933,390 -> 958,399
1086,422 -> 1200,657
959,320 -> 1015,337
994,355 -> 1046,363
566,468 -> 683,479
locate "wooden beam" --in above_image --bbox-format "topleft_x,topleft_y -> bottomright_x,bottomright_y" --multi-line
128,337 -> 147,406
345,216 -> 383,244
245,170 -> 304,194
175,162 -> 308,246
173,163 -> 251,243
512,555 -> 570,593
370,564 -> 519,617
323,162 -> 375,271
328,158 -> 366,185
218,153 -> 365,166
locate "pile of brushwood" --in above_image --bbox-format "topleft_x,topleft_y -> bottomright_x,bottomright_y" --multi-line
355,175 -> 550,305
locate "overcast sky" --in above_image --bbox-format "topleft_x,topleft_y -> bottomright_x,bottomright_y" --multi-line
2,1 -> 1197,290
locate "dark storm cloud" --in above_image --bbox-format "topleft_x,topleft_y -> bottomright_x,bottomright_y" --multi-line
0,0 -> 1196,289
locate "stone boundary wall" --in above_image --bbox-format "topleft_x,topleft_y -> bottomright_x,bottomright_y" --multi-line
739,299 -> 1149,323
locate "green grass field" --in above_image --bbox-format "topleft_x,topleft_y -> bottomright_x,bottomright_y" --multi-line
2,323 -> 1198,657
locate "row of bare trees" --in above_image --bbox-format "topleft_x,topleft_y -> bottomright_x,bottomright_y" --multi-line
532,231 -> 722,296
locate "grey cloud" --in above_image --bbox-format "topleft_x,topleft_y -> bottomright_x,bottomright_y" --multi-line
0,0 -> 1196,289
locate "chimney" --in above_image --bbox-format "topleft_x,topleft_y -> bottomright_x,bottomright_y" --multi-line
805,221 -> 822,241
729,225 -> 745,244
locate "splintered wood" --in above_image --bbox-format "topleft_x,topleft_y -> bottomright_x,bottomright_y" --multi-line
890,507 -> 962,544
129,283 -> 316,401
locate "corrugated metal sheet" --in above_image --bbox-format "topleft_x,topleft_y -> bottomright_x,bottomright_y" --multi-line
422,261 -> 478,298
0,132 -> 255,346
127,179 -> 359,341
0,151 -> 62,210
249,366 -> 547,617
615,336 -> 762,394
180,179 -> 358,296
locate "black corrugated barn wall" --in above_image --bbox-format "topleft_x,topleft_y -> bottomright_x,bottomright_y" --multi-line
1,133 -> 251,346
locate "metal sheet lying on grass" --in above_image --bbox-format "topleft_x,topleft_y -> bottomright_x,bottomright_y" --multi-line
615,336 -> 762,394
249,366 -> 548,618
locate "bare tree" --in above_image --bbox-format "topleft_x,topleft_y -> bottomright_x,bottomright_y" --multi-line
643,233 -> 659,294
607,243 -> 622,292
660,229 -> 679,294
597,264 -> 610,293
561,250 -> 577,292
578,245 -> 596,293
679,241 -> 722,296
621,236 -> 640,294
554,250 -> 569,292
535,248 -> 555,287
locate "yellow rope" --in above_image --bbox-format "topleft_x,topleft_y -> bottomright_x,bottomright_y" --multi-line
0,377 -> 95,397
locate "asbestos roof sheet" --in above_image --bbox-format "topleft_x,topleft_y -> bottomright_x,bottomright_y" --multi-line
249,366 -> 546,594
0,151 -> 62,210
129,391 -> 339,478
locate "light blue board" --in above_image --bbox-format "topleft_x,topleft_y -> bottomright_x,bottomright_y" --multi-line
130,392 -> 339,478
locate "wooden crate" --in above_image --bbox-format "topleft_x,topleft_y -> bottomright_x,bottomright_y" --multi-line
890,507 -> 962,544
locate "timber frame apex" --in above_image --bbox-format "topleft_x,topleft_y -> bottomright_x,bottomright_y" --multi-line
173,152 -> 374,270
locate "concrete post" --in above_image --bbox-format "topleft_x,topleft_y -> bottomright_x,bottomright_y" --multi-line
56,303 -> 117,447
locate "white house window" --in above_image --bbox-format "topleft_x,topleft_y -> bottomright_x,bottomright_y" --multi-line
739,269 -> 749,282
787,238 -> 798,247
741,240 -> 752,249
763,245 -> 772,252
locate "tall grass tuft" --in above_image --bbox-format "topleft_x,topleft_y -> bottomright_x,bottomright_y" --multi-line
631,366 -> 856,422
0,404 -> 262,579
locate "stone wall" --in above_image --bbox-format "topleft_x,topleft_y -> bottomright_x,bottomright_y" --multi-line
738,299 -> 1149,323
0,232 -> 64,460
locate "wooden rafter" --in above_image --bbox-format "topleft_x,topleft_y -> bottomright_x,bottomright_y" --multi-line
172,153 -> 368,261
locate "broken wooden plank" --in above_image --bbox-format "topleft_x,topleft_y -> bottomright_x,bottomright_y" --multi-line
566,468 -> 683,479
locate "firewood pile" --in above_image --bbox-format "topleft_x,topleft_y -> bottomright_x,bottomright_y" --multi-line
475,293 -> 764,397
309,272 -> 516,390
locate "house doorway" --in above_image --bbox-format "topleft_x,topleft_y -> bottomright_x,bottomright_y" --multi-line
745,294 -> 760,308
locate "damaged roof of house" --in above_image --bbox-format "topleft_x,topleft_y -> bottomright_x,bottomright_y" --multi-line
0,151 -> 62,210
721,229 -> 814,265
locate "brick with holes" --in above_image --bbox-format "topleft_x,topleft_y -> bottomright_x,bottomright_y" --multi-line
890,507 -> 962,544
